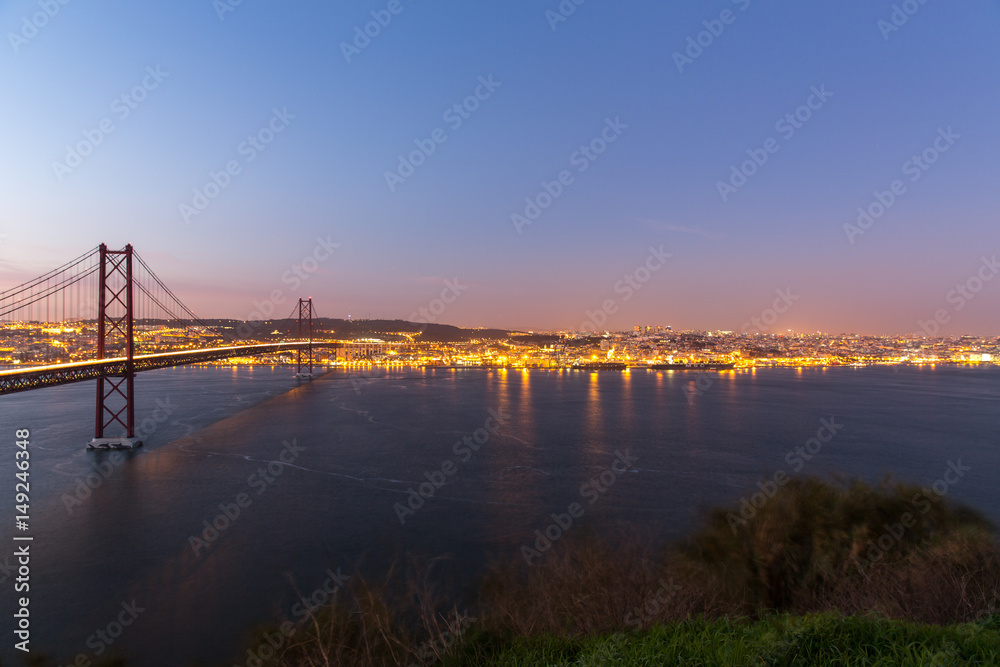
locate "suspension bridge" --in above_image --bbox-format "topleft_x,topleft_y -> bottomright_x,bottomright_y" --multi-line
0,244 -> 328,449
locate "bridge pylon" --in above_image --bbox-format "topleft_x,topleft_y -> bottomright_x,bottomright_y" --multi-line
89,243 -> 142,450
295,297 -> 314,380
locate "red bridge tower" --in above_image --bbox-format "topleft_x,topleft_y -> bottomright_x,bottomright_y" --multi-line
295,297 -> 314,380
90,243 -> 141,450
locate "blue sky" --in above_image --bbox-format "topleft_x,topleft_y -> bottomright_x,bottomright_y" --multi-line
1,0 -> 998,334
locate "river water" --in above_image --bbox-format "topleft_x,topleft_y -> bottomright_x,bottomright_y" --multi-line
1,364 -> 998,665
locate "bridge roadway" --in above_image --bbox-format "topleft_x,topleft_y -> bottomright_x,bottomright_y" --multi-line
0,342 -> 325,395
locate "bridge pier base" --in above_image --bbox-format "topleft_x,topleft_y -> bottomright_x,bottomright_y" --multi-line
87,437 -> 143,451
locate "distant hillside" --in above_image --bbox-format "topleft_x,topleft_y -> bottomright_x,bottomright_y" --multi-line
165,318 -> 517,343
508,333 -> 562,346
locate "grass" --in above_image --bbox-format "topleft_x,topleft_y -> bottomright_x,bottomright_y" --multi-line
449,613 -> 1000,666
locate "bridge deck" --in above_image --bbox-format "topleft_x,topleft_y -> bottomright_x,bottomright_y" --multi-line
0,342 -> 320,395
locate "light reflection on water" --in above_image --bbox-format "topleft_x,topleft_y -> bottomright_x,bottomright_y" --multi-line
0,364 -> 998,665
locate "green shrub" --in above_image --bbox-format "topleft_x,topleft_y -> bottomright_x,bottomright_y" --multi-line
677,476 -> 998,619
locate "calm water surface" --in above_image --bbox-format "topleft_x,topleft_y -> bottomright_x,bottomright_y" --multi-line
1,365 -> 998,665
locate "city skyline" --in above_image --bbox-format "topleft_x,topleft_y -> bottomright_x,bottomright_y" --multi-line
1,1 -> 998,335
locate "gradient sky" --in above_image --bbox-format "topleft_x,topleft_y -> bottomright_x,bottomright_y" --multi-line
1,0 -> 998,335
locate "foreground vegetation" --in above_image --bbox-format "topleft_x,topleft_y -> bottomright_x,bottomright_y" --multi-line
223,476 -> 1000,666
453,613 -> 1000,665
20,476 -> 1000,666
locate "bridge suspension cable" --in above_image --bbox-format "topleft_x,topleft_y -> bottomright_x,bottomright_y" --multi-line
0,247 -> 101,322
132,251 -> 230,341
0,246 -> 99,299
